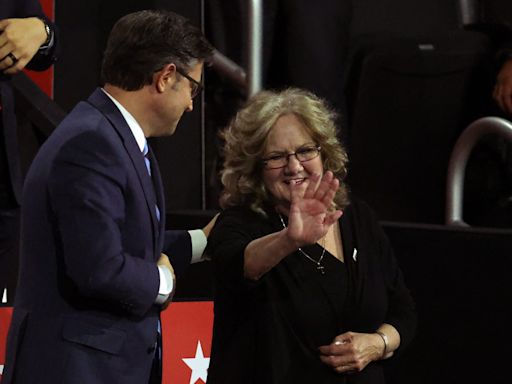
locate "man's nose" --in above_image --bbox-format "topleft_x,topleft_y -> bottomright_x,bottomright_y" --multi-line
186,99 -> 193,112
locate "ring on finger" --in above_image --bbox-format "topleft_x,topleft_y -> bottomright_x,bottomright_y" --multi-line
7,52 -> 18,65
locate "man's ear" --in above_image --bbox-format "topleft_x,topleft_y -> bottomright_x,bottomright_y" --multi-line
155,63 -> 177,93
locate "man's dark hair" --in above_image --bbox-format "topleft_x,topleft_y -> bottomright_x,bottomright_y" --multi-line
101,10 -> 213,90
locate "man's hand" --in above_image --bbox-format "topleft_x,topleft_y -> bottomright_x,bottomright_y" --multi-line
157,253 -> 176,310
0,17 -> 47,75
202,213 -> 219,237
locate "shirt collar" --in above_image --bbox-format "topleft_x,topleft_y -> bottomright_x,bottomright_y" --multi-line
101,88 -> 147,154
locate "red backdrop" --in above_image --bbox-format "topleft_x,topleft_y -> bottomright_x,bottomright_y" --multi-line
25,0 -> 54,98
0,308 -> 14,378
0,302 -> 214,383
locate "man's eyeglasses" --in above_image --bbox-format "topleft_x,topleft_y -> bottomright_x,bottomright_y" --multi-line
176,67 -> 203,98
262,146 -> 321,169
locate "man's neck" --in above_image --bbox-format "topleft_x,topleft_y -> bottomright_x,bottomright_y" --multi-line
103,84 -> 152,137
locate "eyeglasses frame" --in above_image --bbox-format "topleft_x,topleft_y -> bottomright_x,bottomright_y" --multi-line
175,67 -> 203,98
262,145 -> 322,169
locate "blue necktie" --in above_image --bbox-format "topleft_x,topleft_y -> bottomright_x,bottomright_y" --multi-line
143,143 -> 160,221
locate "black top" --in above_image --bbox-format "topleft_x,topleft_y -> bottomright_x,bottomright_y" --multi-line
206,198 -> 416,384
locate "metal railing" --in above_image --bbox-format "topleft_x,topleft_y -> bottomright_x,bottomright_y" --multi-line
445,116 -> 512,226
456,0 -> 479,27
201,0 -> 263,207
246,0 -> 263,97
209,0 -> 262,97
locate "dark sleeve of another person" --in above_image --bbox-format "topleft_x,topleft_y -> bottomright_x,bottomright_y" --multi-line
17,0 -> 58,71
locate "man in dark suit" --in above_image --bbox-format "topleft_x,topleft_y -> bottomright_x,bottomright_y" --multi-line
0,0 -> 57,305
3,9 -> 213,384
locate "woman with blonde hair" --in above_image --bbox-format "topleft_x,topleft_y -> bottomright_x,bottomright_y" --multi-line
206,88 -> 416,384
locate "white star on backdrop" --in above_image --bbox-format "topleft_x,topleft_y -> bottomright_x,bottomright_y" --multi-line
182,341 -> 210,384
0,364 -> 4,374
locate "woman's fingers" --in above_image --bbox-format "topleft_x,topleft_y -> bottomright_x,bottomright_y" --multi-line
319,339 -> 355,373
312,171 -> 332,200
305,171 -> 339,204
324,210 -> 343,225
302,172 -> 321,200
290,174 -> 312,205
320,178 -> 339,207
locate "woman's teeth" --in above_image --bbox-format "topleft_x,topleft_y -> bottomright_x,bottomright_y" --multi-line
286,179 -> 304,185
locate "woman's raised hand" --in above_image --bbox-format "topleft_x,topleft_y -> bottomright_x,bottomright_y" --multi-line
286,171 -> 342,246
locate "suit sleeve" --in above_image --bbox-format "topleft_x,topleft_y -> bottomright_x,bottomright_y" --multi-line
163,230 -> 192,279
48,131 -> 159,317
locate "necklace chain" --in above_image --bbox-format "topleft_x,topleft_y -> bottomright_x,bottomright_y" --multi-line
278,213 -> 326,274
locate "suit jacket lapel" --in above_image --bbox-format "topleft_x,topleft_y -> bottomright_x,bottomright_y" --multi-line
86,88 -> 160,256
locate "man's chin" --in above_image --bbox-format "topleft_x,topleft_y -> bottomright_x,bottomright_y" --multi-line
164,123 -> 178,136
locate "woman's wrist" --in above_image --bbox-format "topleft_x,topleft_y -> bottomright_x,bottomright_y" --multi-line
280,227 -> 305,256
244,229 -> 299,280
375,331 -> 389,359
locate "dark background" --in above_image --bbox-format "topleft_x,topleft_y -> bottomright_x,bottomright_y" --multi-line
51,0 -> 512,226
54,0 -> 206,211
5,2 -> 512,383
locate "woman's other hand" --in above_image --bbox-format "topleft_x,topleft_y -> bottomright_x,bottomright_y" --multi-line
318,332 -> 385,374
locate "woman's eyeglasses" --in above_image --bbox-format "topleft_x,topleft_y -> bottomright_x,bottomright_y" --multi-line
262,146 -> 321,169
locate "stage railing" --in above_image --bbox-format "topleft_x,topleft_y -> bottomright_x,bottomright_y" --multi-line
208,0 -> 262,97
445,116 -> 512,226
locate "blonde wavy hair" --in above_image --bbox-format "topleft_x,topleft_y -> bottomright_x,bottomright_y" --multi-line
220,88 -> 349,216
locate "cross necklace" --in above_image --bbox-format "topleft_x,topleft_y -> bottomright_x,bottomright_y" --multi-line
278,213 -> 326,275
